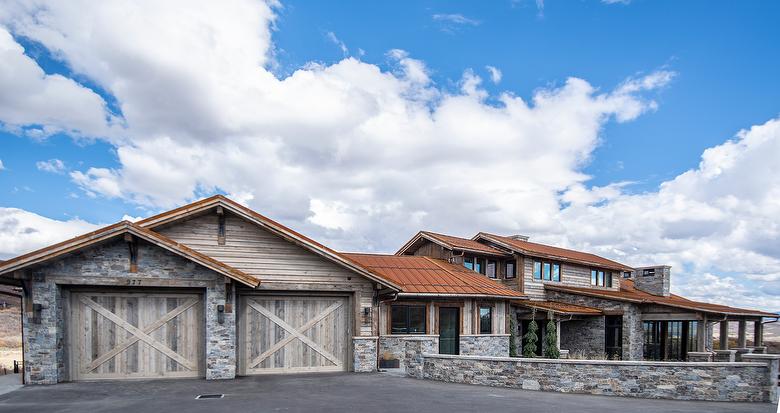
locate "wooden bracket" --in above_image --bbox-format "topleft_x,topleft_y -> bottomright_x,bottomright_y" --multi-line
224,279 -> 233,313
125,233 -> 138,273
216,206 -> 226,245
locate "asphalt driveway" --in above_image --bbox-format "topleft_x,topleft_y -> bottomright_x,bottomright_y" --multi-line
0,372 -> 774,413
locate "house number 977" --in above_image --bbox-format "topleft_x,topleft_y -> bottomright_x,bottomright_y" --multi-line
126,279 -> 143,285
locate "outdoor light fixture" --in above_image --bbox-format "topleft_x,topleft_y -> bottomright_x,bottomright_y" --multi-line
32,303 -> 43,324
217,304 -> 225,324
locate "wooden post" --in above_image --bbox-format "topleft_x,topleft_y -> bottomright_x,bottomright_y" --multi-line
753,321 -> 763,347
556,320 -> 561,350
696,316 -> 707,352
737,319 -> 747,348
216,206 -> 226,246
719,320 -> 729,350
124,233 -> 138,273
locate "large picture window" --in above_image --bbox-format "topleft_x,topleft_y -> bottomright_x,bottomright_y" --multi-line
479,306 -> 492,334
533,260 -> 561,282
590,269 -> 612,287
391,305 -> 427,334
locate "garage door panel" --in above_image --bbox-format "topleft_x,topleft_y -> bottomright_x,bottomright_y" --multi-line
71,292 -> 203,381
242,295 -> 349,374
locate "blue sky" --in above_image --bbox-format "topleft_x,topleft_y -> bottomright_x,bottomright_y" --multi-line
3,0 -> 780,221
1,0 -> 779,311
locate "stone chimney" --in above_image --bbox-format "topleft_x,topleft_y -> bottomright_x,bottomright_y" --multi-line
508,234 -> 529,241
631,265 -> 671,297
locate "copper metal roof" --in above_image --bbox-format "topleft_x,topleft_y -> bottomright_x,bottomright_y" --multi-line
512,300 -> 603,315
343,253 -> 526,299
547,279 -> 778,318
475,233 -> 634,272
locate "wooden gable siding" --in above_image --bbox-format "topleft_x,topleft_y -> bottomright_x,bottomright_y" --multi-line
408,239 -> 450,259
156,212 -> 376,336
523,257 -> 620,300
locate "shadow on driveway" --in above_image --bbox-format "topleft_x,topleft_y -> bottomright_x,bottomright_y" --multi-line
0,373 -> 774,413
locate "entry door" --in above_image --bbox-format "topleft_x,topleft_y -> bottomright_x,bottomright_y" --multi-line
605,315 -> 623,359
438,307 -> 460,355
71,292 -> 204,381
240,295 -> 349,374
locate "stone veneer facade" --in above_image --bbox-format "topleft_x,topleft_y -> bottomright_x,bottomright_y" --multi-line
23,239 -> 228,384
545,290 -> 644,360
414,354 -> 774,403
353,337 -> 378,372
459,335 -> 510,357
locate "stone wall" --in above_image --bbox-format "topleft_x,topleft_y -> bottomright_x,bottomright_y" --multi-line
379,335 -> 438,364
205,281 -> 235,380
414,353 -> 774,402
560,317 -> 604,357
546,290 -> 643,360
404,337 -> 438,379
460,335 -> 509,357
353,337 -> 378,372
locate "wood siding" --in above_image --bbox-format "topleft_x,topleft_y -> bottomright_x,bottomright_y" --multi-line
523,259 -> 620,300
157,212 -> 375,335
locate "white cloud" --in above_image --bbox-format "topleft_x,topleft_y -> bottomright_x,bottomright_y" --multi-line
36,158 -> 66,174
1,1 -> 778,312
602,0 -> 631,4
0,207 -> 99,259
485,66 -> 502,84
432,14 -> 481,26
0,159 -> 4,171
0,26 -> 115,139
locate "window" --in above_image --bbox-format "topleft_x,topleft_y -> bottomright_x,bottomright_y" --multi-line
391,305 -> 426,334
591,269 -> 612,287
464,257 -> 474,271
533,260 -> 562,282
505,261 -> 516,279
474,258 -> 484,274
643,268 -> 655,277
479,306 -> 492,334
486,260 -> 497,278
623,271 -> 632,279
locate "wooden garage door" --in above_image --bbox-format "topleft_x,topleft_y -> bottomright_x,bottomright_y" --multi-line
70,292 -> 203,381
240,295 -> 350,374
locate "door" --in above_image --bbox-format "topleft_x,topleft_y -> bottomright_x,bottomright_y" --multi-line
605,315 -> 623,359
438,307 -> 459,355
240,295 -> 349,374
70,291 -> 204,381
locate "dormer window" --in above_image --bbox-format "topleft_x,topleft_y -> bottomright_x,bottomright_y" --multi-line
486,260 -> 497,278
591,269 -> 613,287
463,257 -> 485,274
533,260 -> 561,282
642,268 -> 655,277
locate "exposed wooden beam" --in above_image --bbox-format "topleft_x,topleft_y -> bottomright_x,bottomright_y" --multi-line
125,234 -> 138,273
217,207 -> 226,246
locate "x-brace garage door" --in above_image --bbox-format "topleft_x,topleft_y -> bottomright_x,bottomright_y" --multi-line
240,295 -> 349,374
70,292 -> 204,380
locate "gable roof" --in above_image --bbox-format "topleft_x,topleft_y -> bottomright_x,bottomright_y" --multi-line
138,195 -> 401,291
343,253 -> 526,299
475,232 -> 634,272
396,231 -> 510,257
0,221 -> 260,287
547,279 -> 778,318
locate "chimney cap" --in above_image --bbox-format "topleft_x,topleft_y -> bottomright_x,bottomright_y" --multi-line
508,234 -> 529,241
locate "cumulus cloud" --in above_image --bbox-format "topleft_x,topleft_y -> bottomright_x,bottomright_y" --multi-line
36,158 -> 66,174
0,0 -> 777,311
0,26 -> 115,139
0,207 -> 99,259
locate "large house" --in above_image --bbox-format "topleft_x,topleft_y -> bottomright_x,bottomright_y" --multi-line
0,196 -> 775,384
396,231 -> 778,361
